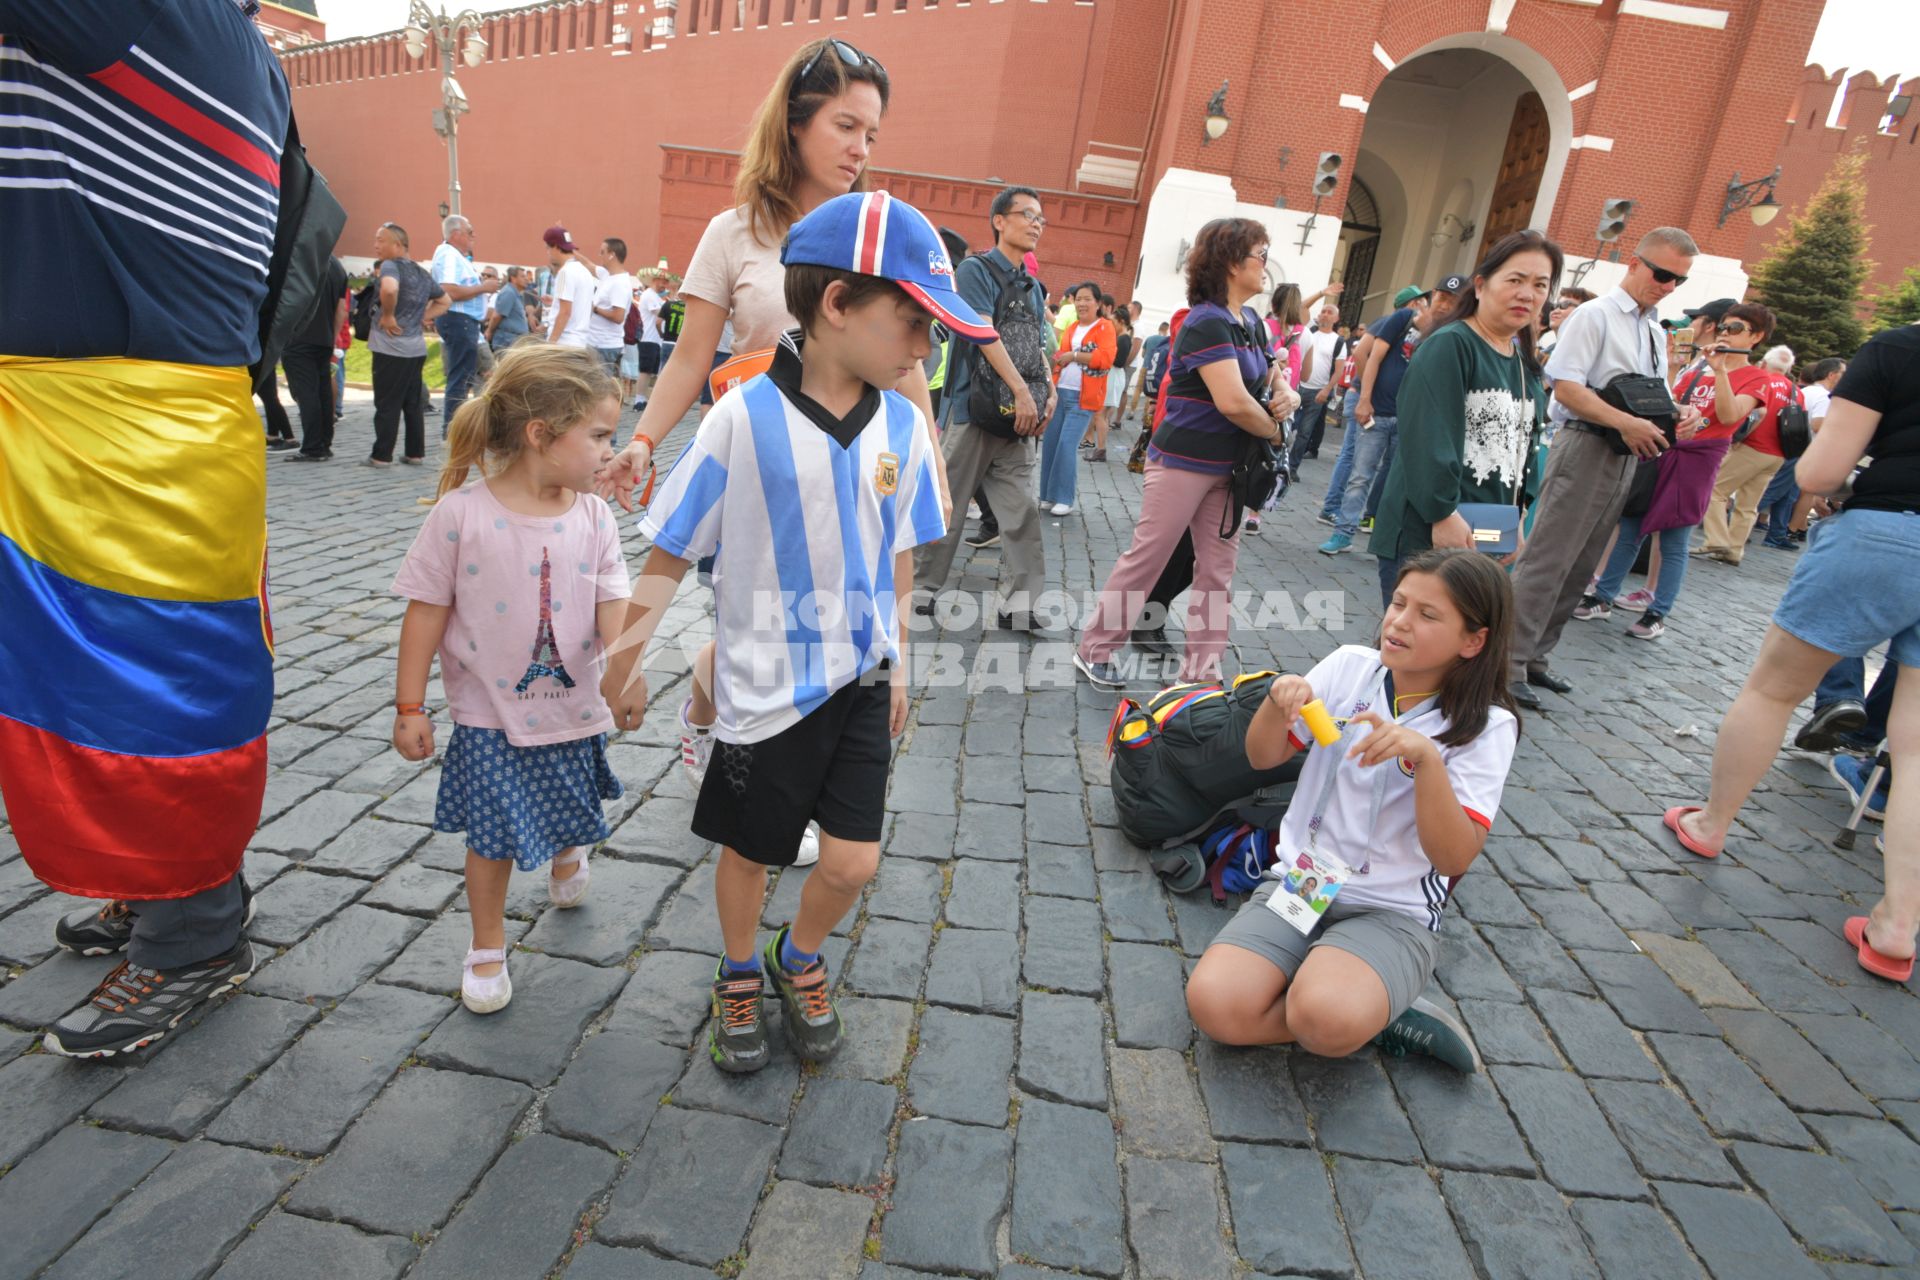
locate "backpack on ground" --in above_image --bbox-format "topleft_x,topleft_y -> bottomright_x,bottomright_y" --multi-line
1107,670 -> 1302,857
966,253 -> 1053,440
659,297 -> 686,340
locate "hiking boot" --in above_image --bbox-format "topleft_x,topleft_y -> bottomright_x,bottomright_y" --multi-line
762,925 -> 843,1062
1318,532 -> 1353,555
1626,610 -> 1666,640
56,875 -> 255,957
1373,995 -> 1482,1073
1795,699 -> 1868,753
1571,594 -> 1611,621
709,962 -> 771,1073
42,938 -> 255,1059
1073,652 -> 1126,691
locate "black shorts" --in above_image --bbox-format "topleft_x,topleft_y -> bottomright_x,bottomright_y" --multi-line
692,669 -> 892,866
636,341 -> 663,374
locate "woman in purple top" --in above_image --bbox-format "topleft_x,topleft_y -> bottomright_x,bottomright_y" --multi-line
1074,218 -> 1299,688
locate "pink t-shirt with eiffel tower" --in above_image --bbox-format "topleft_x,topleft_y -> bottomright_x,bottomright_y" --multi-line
394,483 -> 631,747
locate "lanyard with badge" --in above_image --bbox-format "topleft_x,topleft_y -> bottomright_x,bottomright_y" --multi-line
1263,667 -> 1434,935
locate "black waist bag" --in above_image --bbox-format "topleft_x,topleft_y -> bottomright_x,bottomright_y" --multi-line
1591,372 -> 1678,455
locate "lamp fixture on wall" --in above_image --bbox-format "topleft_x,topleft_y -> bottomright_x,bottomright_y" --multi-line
1202,81 -> 1230,145
1720,167 -> 1781,227
1430,213 -> 1475,247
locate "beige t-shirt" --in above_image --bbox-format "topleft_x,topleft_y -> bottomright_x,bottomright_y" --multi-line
681,205 -> 797,358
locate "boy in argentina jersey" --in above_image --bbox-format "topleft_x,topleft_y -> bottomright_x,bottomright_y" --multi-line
602,190 -> 995,1073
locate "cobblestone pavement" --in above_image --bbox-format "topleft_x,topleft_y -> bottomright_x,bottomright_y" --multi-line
2,395 -> 1917,1280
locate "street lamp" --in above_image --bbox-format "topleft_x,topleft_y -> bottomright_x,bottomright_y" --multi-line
1202,82 -> 1230,145
1720,167 -> 1781,228
403,1 -> 489,217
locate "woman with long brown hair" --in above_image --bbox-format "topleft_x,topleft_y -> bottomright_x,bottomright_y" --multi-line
1072,217 -> 1298,688
596,38 -> 947,867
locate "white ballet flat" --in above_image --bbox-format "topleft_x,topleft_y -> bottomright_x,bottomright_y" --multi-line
548,847 -> 591,909
462,945 -> 512,1014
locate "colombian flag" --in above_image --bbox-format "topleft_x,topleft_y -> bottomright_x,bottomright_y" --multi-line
0,355 -> 273,900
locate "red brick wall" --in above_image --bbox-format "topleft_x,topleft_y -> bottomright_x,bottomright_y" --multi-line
1751,65 -> 1920,303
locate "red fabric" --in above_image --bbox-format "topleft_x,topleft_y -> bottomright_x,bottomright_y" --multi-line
88,61 -> 280,187
0,718 -> 265,900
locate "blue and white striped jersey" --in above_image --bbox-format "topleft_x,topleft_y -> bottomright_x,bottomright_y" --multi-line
641,332 -> 946,744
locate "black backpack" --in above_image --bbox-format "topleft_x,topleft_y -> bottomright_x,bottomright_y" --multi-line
966,253 -> 1052,440
350,279 -> 379,341
250,109 -> 347,381
1775,382 -> 1812,459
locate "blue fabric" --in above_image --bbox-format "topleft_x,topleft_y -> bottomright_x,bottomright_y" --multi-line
1336,416 -> 1397,536
742,377 -> 827,716
1593,514 -> 1692,617
780,933 -> 820,972
1364,308 -> 1418,417
0,0 -> 288,367
1773,509 -> 1920,668
431,243 -> 486,320
438,311 -> 481,432
491,287 -> 532,347
1286,394 -> 1332,472
1320,390 -> 1361,518
433,725 -> 623,870
721,953 -> 762,975
1040,398 -> 1091,508
1759,463 -> 1800,545
944,248 -> 1044,405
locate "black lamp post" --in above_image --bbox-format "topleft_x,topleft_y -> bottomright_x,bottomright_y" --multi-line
1719,167 -> 1782,228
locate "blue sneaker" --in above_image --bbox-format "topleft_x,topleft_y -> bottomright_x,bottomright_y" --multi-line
1318,532 -> 1353,555
1830,754 -> 1887,822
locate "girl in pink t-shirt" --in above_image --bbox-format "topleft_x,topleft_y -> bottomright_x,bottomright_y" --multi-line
391,345 -> 633,1014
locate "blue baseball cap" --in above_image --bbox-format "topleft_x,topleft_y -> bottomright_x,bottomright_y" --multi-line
781,190 -> 997,343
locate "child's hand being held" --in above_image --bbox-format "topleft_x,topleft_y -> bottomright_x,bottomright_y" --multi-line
602,664 -> 648,733
393,713 -> 435,761
1344,710 -> 1440,770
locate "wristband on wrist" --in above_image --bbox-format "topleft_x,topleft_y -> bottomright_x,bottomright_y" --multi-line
395,702 -> 426,717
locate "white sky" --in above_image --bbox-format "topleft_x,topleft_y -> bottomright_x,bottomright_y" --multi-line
314,0 -> 1916,81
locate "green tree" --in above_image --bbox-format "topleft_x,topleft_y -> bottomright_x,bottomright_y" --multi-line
1749,148 -> 1871,365
1869,266 -> 1920,333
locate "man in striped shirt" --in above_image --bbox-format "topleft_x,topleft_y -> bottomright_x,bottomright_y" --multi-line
1,0 -> 288,1057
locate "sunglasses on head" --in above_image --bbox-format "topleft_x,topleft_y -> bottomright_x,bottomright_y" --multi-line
1644,262 -> 1689,286
794,38 -> 887,96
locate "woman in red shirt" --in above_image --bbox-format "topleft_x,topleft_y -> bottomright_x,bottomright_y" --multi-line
1582,302 -> 1783,639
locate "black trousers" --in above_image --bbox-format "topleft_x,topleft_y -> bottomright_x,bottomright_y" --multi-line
256,367 -> 293,440
1134,530 -> 1196,630
282,341 -> 335,457
371,352 -> 427,462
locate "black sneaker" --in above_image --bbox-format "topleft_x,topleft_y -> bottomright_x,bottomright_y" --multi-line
761,926 -> 843,1062
1130,627 -> 1174,656
1795,699 -> 1868,753
266,438 -> 297,451
42,938 -> 255,1058
1073,652 -> 1126,691
708,962 -> 771,1074
1373,995 -> 1482,1073
965,526 -> 1001,549
55,876 -> 254,957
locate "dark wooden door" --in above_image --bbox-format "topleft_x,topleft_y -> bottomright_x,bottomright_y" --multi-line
1478,92 -> 1548,259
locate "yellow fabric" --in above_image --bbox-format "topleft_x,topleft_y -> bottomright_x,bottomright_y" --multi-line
0,356 -> 266,602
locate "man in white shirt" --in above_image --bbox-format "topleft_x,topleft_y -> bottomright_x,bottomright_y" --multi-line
633,273 -> 669,408
586,236 -> 636,381
1507,227 -> 1705,710
1287,302 -> 1345,471
430,215 -> 502,434
542,224 -> 596,350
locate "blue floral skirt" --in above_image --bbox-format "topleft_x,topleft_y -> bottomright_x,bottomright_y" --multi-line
433,725 -> 624,871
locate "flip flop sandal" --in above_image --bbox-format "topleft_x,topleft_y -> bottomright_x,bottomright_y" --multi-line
1662,806 -> 1721,860
1844,916 -> 1914,983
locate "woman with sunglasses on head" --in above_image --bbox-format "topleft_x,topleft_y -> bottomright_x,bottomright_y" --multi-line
596,38 -> 947,868
1578,302 -> 1788,640
1073,219 -> 1299,689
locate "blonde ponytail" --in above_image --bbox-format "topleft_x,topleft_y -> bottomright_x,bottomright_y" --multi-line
437,395 -> 494,499
428,342 -> 618,499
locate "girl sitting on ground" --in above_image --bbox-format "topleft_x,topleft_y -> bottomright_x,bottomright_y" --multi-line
1184,549 -> 1521,1072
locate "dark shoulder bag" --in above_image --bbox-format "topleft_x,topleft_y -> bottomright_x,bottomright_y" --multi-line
1774,384 -> 1812,458
1623,361 -> 1707,518
1222,306 -> 1285,538
1591,324 -> 1679,456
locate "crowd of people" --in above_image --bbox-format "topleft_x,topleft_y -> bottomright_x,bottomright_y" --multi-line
8,10 -> 1911,1124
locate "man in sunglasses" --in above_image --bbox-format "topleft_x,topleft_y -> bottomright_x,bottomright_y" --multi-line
1507,227 -> 1704,711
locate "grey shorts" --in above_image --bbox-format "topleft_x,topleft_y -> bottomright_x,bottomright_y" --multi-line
1212,882 -> 1440,1020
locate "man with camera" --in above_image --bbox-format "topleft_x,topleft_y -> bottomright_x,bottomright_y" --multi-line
912,186 -> 1056,630
1506,228 -> 1704,711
